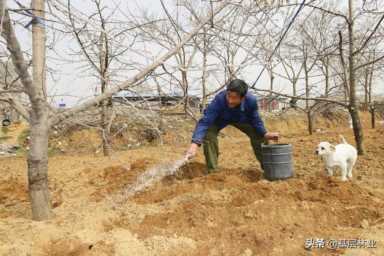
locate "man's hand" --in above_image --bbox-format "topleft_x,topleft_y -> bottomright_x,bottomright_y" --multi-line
185,143 -> 199,160
264,132 -> 279,142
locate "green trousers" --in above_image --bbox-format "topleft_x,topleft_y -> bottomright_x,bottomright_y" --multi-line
203,123 -> 267,173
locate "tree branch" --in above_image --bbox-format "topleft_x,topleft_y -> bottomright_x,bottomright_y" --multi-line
252,88 -> 348,107
354,54 -> 384,71
0,6 -> 34,94
353,13 -> 384,55
67,0 -> 101,74
50,0 -> 230,125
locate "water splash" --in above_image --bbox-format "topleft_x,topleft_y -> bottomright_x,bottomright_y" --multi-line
108,157 -> 188,208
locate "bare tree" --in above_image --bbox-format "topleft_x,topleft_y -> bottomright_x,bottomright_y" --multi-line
62,0 -> 155,156
0,0 -> 230,220
0,0 -> 52,219
255,1 -> 384,155
301,40 -> 318,134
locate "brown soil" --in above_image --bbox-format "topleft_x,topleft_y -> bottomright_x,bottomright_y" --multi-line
0,113 -> 383,255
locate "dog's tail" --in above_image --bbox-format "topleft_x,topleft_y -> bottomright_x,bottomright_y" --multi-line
339,135 -> 348,144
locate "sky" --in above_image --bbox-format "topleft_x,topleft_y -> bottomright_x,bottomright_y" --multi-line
47,0 -> 167,107
8,0 -> 168,107
5,0 -> 384,108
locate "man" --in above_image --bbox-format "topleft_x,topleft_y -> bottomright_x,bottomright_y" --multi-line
185,79 -> 279,172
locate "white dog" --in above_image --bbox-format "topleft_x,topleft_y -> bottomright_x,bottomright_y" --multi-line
316,135 -> 358,181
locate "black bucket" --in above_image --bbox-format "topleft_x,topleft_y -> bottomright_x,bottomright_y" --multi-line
261,144 -> 294,181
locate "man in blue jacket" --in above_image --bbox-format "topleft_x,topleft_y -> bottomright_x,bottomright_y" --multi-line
185,79 -> 279,172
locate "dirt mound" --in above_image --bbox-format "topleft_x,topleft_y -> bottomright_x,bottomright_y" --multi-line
117,164 -> 384,255
0,174 -> 28,218
1,120 -> 384,255
165,162 -> 207,181
89,158 -> 154,202
42,238 -> 94,256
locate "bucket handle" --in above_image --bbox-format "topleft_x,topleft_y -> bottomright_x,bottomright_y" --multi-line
263,133 -> 280,145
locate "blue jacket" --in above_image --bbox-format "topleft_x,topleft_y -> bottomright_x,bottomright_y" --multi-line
191,90 -> 267,145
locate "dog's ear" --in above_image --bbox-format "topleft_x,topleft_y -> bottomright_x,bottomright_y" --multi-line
330,144 -> 336,152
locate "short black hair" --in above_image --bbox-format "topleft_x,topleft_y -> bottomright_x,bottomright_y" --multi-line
226,79 -> 248,97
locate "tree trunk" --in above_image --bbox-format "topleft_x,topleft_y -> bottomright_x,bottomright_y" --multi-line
368,53 -> 374,106
368,67 -> 374,129
363,68 -> 369,111
292,79 -> 297,97
28,107 -> 51,220
324,57 -> 329,97
338,31 -> 349,105
349,107 -> 364,153
155,77 -> 164,133
0,0 -> 51,220
303,44 -> 312,135
98,31 -> 112,156
348,0 -> 364,155
29,0 -> 52,220
370,105 -> 375,129
269,69 -> 274,112
307,111 -> 313,135
101,99 -> 112,156
201,29 -> 208,113
181,69 -> 188,117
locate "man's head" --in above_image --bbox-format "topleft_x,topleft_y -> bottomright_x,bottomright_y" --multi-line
226,79 -> 248,108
